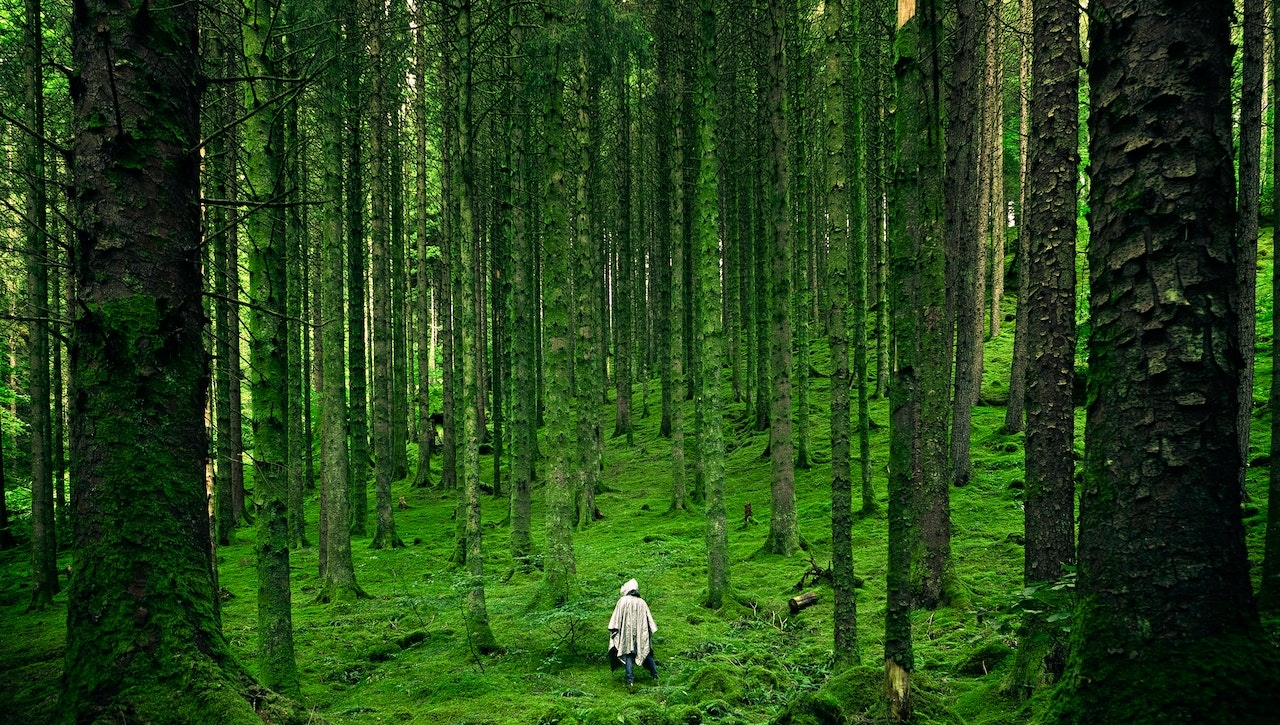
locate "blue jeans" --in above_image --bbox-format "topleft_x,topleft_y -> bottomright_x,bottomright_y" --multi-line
623,652 -> 658,684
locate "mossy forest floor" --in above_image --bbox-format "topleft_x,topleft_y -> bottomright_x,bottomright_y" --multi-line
2,231 -> 1279,724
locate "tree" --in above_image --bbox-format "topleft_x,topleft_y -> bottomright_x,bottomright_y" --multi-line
25,0 -> 58,610
764,0 -> 800,558
1266,0 -> 1280,613
243,0 -> 299,693
1238,0 -> 1264,503
1003,0 -> 1032,434
370,0 -> 405,551
693,0 -> 729,610
318,0 -> 366,603
62,2 -> 281,718
945,0 -> 982,492
824,0 -> 858,668
537,0 -> 579,607
1007,0 -> 1077,696
1053,1 -> 1280,719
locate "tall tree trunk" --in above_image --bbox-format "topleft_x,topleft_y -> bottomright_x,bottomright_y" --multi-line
1239,0 -> 1264,503
667,0 -> 690,513
453,0 -> 498,648
284,18 -> 308,549
370,0 -> 404,550
318,0 -> 363,602
210,17 -> 236,548
946,0 -> 983,491
25,0 -> 58,610
573,31 -> 602,527
765,0 -> 799,557
614,44 -> 635,444
694,0 -> 729,609
985,1 -> 1006,339
825,0 -> 859,668
347,26 -> 372,533
1003,0 -> 1032,434
851,0 -> 874,515
657,2 -> 676,440
537,0 -> 578,607
413,0 -> 434,490
1061,1 -> 1280,718
62,4 -> 277,716
1007,0 -> 1078,696
243,0 -> 298,693
1265,0 -> 1280,613
390,0 -> 411,484
790,2 -> 811,473
440,15 -> 459,493
510,6 -> 535,560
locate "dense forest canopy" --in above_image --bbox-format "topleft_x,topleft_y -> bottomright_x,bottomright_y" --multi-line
0,0 -> 1279,723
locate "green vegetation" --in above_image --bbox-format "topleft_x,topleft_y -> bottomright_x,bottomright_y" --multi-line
2,244 -> 1275,721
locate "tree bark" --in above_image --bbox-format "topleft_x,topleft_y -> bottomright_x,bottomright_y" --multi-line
825,0 -> 859,668
1265,0 -> 1280,614
1008,0 -> 1077,696
62,2 -> 277,717
1238,0 -> 1264,503
1004,0 -> 1032,434
765,0 -> 800,557
1060,1 -> 1280,718
25,0 -> 58,610
694,0 -> 729,610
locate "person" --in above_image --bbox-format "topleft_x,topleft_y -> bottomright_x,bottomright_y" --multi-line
608,578 -> 658,686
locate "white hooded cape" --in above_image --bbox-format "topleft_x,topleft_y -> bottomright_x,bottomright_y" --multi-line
608,579 -> 657,661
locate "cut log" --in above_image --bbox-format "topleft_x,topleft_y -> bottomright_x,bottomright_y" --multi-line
789,591 -> 819,615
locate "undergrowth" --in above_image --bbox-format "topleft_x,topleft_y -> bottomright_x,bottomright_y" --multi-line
0,231 -> 1276,724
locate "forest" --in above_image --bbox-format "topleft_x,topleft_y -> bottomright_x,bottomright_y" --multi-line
1,0 -> 1279,723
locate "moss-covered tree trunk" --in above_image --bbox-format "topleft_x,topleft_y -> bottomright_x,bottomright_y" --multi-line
439,12 -> 459,493
283,13 -> 308,550
983,3 -> 1005,340
573,32 -> 602,528
850,0 -> 874,515
318,0 -> 364,603
538,0 -> 578,607
765,0 -> 799,558
614,43 -> 635,445
945,0 -> 982,492
346,16 -> 372,532
693,0 -> 728,609
825,0 -> 858,667
243,0 -> 298,693
789,0 -> 811,473
210,19 -> 236,547
370,0 -> 404,551
1008,0 -> 1077,696
510,8 -> 535,560
63,2 -> 274,718
390,0 -> 411,485
412,0 -> 434,490
656,0 -> 676,441
670,1 -> 691,517
25,0 -> 58,610
1056,1 -> 1280,719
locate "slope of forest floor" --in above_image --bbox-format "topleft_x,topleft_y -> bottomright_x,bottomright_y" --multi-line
2,231 -> 1279,724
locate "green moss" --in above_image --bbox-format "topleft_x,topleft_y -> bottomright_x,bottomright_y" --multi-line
689,663 -> 743,702
1044,631 -> 1280,724
767,691 -> 842,725
958,642 -> 1014,676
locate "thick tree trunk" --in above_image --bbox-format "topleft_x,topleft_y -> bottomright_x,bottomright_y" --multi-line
614,46 -> 635,444
413,1 -> 434,490
63,2 -> 279,717
1060,1 -> 1280,719
510,18 -> 535,560
985,3 -> 1006,339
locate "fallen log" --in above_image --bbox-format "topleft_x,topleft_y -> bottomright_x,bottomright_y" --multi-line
789,591 -> 819,615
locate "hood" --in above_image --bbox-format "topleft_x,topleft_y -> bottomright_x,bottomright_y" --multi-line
620,578 -> 639,596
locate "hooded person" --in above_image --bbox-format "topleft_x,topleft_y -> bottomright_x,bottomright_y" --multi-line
607,578 -> 658,686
